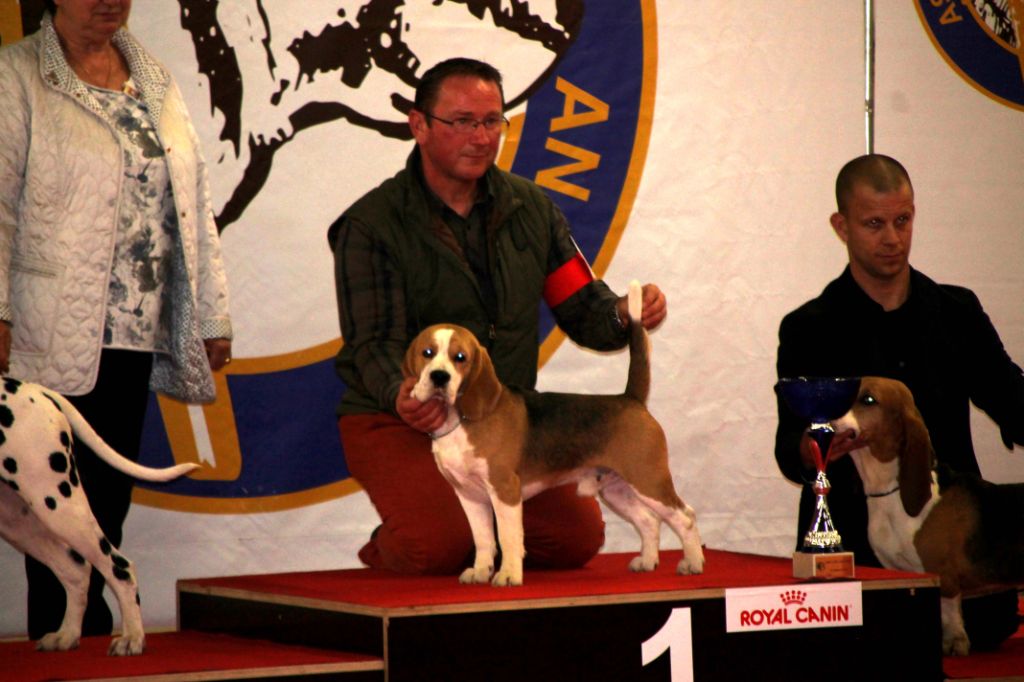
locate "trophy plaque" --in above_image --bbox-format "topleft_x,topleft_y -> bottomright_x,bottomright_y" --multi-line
776,376 -> 860,579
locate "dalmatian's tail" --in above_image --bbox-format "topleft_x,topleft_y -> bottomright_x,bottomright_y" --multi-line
45,390 -> 200,482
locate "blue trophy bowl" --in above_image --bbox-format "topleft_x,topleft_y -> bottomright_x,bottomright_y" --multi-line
775,377 -> 862,424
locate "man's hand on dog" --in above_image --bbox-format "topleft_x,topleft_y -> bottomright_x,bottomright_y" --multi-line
616,283 -> 667,330
396,376 -> 448,433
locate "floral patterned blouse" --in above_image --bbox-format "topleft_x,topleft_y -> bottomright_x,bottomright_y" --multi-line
89,78 -> 176,353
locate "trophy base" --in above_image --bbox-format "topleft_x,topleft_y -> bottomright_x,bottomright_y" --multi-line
792,551 -> 855,580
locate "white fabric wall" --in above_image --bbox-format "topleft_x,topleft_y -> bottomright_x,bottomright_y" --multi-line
2,1 -> 1022,637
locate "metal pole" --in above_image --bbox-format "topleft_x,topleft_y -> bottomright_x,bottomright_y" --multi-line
865,0 -> 875,153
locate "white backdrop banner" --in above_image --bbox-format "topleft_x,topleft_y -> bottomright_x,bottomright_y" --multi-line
1,0 -> 1021,636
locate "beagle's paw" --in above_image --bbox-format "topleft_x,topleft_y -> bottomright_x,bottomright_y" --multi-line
108,634 -> 146,656
629,555 -> 659,572
491,567 -> 523,587
459,565 -> 493,585
36,630 -> 80,652
943,631 -> 970,657
676,550 -> 705,576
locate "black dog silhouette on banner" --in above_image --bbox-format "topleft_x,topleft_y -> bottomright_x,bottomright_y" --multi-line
177,0 -> 583,230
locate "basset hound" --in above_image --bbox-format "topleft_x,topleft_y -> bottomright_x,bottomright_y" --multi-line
402,281 -> 704,586
832,376 -> 1024,656
0,378 -> 198,655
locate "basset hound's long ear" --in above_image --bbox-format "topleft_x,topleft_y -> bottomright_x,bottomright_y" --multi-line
898,401 -> 935,517
402,335 -> 424,379
458,341 -> 502,421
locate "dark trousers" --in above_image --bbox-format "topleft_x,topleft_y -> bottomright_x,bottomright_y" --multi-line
26,349 -> 153,640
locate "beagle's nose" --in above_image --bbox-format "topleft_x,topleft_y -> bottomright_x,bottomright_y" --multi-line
430,370 -> 451,387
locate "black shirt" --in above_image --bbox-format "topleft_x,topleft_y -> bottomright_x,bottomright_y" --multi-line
774,266 -> 1024,565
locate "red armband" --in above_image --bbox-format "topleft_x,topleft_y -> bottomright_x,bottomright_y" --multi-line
543,251 -> 595,308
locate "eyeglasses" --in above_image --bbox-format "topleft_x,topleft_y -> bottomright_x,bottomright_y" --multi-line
424,113 -> 509,134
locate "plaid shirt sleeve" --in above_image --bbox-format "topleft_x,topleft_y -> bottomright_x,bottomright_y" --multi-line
332,216 -> 408,412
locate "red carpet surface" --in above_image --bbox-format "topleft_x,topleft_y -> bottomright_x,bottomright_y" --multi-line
178,548 -> 931,612
943,628 -> 1024,680
942,596 -> 1024,680
3,630 -> 382,682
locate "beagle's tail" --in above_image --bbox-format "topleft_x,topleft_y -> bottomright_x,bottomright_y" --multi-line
624,280 -> 651,404
45,389 -> 201,482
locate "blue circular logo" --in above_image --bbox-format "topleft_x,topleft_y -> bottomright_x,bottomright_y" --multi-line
915,0 -> 1024,109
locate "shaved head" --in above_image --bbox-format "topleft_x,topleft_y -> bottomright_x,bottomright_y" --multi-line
835,154 -> 913,214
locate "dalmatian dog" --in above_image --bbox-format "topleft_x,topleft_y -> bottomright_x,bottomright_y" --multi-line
0,378 -> 198,656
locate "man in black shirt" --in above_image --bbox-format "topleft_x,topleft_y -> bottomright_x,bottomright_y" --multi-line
774,154 -> 1024,649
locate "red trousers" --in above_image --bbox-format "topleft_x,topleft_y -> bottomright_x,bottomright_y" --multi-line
339,412 -> 605,575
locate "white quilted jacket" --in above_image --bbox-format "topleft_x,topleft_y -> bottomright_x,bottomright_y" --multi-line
0,18 -> 231,402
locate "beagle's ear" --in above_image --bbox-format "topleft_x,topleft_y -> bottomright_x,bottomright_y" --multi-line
402,336 -> 423,379
898,403 -> 935,517
458,342 -> 502,421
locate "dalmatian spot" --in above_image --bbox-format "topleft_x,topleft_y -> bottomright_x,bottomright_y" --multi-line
1,476 -> 17,492
3,377 -> 21,393
60,431 -> 71,449
136,593 -> 141,606
112,553 -> 130,570
49,452 -> 68,473
100,538 -> 112,555
2,457 -> 15,474
112,561 -> 131,582
58,481 -> 72,498
45,497 -> 57,510
0,430 -> 5,447
69,548 -> 86,565
0,404 -> 12,427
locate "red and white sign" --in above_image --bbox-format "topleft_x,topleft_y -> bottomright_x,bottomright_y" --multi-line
725,583 -> 863,633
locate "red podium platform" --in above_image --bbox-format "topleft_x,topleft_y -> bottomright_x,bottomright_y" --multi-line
7,549 -> 1021,681
176,548 -> 943,681
3,630 -> 383,682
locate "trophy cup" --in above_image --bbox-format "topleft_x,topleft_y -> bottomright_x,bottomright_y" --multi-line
775,376 -> 860,579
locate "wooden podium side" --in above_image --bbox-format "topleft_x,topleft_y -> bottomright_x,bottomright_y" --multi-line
177,549 -> 942,681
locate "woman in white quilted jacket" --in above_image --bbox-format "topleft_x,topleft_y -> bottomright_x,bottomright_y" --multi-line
0,0 -> 232,643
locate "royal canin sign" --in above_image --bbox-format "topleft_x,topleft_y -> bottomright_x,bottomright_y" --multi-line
725,583 -> 864,633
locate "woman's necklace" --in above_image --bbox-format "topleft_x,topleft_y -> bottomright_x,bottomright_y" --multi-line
67,47 -> 117,89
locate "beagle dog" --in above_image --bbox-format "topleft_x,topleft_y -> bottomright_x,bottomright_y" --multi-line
0,378 -> 199,655
832,376 -> 1024,656
403,282 -> 704,586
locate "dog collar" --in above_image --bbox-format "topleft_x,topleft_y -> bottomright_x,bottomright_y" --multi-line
866,485 -> 899,498
430,417 -> 463,440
